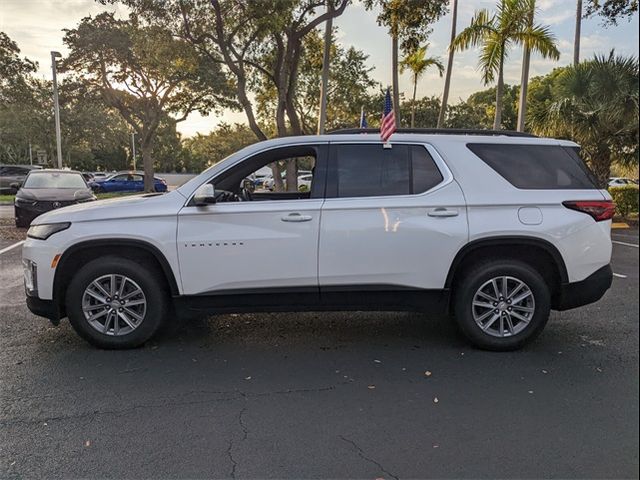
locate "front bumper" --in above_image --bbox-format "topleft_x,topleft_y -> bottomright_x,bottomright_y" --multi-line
14,205 -> 41,226
554,264 -> 613,311
26,296 -> 61,325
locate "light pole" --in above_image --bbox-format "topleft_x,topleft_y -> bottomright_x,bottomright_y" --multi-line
131,132 -> 137,171
51,51 -> 63,169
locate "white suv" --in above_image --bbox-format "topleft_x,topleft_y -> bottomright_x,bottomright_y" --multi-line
22,130 -> 614,350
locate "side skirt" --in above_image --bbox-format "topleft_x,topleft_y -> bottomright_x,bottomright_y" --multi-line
173,286 -> 451,316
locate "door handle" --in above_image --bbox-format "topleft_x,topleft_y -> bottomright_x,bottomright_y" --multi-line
281,213 -> 313,222
428,207 -> 459,218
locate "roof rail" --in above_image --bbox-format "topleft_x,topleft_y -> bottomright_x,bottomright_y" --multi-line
327,128 -> 538,138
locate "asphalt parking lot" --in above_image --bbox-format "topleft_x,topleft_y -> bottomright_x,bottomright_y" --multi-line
0,219 -> 638,478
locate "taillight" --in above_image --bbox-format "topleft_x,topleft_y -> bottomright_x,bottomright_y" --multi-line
562,200 -> 616,222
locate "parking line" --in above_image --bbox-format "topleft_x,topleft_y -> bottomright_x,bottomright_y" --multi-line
612,240 -> 639,248
0,240 -> 24,255
613,273 -> 627,279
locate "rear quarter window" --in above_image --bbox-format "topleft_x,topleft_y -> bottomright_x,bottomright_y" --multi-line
467,143 -> 598,190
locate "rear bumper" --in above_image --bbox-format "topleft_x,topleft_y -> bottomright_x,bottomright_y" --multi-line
554,264 -> 613,311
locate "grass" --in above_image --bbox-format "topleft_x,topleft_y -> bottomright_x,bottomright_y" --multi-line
0,195 -> 15,203
95,192 -> 140,200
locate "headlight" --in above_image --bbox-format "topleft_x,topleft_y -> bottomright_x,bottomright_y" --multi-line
14,197 -> 35,206
27,223 -> 71,240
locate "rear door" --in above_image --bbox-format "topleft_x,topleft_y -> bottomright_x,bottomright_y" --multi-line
318,142 -> 468,291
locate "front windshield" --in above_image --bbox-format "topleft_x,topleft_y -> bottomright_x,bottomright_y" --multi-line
23,172 -> 87,189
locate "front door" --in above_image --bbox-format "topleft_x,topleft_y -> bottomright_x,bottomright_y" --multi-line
177,144 -> 327,295
319,142 -> 468,291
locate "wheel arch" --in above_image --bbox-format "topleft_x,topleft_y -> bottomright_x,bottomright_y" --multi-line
53,239 -> 180,317
445,236 -> 569,307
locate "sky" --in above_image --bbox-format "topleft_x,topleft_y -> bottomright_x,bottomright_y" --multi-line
1,0 -> 638,137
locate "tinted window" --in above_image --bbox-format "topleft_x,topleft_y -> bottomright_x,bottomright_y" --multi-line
1,167 -> 29,176
467,144 -> 598,189
332,144 -> 443,198
23,172 -> 87,189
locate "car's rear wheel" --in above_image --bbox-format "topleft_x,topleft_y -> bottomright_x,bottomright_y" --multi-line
66,256 -> 168,349
453,260 -> 551,351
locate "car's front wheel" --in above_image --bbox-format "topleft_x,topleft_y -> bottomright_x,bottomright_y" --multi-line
453,260 -> 551,351
66,256 -> 168,349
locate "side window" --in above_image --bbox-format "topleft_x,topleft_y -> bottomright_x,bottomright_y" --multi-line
330,144 -> 443,198
467,144 -> 598,189
112,174 -> 128,181
256,156 -> 315,194
212,145 -> 326,202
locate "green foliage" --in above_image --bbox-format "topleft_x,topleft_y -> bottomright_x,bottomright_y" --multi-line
62,11 -> 234,190
452,0 -> 560,85
609,185 -> 640,217
585,0 -> 639,26
363,0 -> 449,52
182,123 -> 257,172
257,29 -> 378,133
399,97 -> 441,128
0,32 -> 130,168
467,84 -> 520,130
529,51 -> 639,186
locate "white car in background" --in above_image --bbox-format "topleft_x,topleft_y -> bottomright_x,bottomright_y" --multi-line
608,177 -> 636,187
23,129 -> 613,351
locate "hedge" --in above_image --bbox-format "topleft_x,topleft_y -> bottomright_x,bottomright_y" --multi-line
609,184 -> 639,217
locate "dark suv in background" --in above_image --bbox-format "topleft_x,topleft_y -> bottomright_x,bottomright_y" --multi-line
0,165 -> 43,193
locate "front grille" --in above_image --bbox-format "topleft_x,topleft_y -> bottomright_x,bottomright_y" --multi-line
33,200 -> 76,211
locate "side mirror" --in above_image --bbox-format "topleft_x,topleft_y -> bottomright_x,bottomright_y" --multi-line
193,183 -> 216,206
9,182 -> 21,193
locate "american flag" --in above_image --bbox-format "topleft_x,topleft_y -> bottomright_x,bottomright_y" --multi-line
380,87 -> 396,142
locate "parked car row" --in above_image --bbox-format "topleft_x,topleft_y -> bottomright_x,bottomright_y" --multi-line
88,171 -> 167,193
5,168 -> 168,227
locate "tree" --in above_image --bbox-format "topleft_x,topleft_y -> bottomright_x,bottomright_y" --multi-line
438,0 -> 458,128
273,30 -> 377,133
467,84 -> 520,129
119,0 -> 349,190
400,45 -> 444,127
0,32 -> 36,93
317,0 -> 334,134
529,52 -> 639,186
62,12 -> 233,191
574,0 -> 583,65
516,0 -> 558,132
363,0 -> 448,127
183,123 -> 257,172
399,96 -> 441,128
452,0 -> 559,130
584,0 -> 639,25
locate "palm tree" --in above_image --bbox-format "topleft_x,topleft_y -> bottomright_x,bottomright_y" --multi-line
438,0 -> 458,128
530,52 -> 639,187
452,0 -> 559,130
574,0 -> 582,65
400,45 -> 444,127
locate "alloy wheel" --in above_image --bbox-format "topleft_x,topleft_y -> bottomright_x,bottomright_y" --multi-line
81,274 -> 147,336
471,276 -> 535,338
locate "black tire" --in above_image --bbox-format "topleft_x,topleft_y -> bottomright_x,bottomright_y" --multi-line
66,256 -> 169,349
453,260 -> 551,351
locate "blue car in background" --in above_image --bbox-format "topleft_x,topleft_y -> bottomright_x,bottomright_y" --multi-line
89,172 -> 167,193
